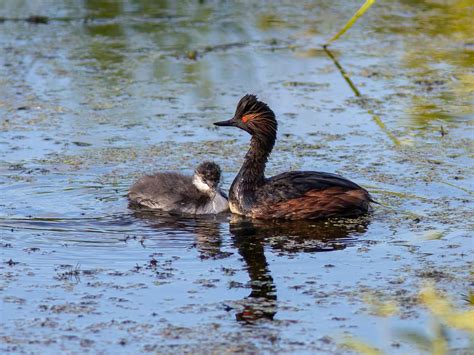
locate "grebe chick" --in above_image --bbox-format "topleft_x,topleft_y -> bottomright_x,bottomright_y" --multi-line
214,94 -> 374,220
128,161 -> 229,215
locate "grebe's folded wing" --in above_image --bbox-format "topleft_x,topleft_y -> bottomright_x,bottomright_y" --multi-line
252,171 -> 371,219
256,171 -> 367,203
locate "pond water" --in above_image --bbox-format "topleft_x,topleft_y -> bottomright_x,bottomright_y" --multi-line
0,0 -> 473,353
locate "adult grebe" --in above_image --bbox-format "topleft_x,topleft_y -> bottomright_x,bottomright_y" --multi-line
214,95 -> 373,220
128,161 -> 229,214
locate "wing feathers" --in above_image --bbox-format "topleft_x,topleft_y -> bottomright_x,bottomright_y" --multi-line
252,186 -> 370,220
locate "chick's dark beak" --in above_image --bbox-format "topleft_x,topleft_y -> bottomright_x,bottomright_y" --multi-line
213,118 -> 236,127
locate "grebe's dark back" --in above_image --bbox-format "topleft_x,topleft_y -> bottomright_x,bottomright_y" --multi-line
128,161 -> 229,215
214,95 -> 373,220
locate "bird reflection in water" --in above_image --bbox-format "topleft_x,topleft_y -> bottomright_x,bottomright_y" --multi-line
131,210 -> 370,324
229,220 -> 277,323
228,215 -> 370,324
131,209 -> 230,260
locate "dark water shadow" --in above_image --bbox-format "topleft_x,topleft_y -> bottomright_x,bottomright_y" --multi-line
227,215 -> 371,324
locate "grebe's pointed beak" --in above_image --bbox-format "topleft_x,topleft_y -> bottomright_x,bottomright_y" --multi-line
214,118 -> 236,127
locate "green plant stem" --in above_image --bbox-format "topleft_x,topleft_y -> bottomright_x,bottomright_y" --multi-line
324,0 -> 377,46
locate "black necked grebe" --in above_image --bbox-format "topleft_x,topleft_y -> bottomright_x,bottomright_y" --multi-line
128,161 -> 229,214
214,94 -> 374,220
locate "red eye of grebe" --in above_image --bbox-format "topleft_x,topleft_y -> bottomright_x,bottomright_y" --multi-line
242,113 -> 258,123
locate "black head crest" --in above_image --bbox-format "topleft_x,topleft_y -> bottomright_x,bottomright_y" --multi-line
213,94 -> 277,145
235,94 -> 273,119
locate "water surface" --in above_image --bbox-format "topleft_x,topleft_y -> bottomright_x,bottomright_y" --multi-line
1,1 -> 473,353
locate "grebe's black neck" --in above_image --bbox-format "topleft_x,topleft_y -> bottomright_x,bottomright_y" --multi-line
230,128 -> 276,212
238,133 -> 275,186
